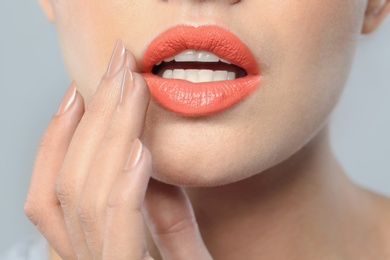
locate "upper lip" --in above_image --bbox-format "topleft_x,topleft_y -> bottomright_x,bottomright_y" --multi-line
141,24 -> 260,76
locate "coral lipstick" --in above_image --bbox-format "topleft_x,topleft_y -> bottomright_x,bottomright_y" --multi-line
141,25 -> 261,116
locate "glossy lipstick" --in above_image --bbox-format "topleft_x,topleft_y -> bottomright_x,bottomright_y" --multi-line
141,25 -> 260,116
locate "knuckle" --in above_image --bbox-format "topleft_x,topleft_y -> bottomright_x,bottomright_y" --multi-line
55,178 -> 74,207
155,216 -> 198,237
104,121 -> 121,141
24,200 -> 46,234
77,201 -> 98,230
24,200 -> 40,225
107,191 -> 140,213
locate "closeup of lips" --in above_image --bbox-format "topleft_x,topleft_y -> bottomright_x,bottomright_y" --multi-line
141,25 -> 261,116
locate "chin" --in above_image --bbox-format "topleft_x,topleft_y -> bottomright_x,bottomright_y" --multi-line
142,129 -> 254,187
142,132 -> 289,188
148,151 -> 249,187
140,97 -> 326,187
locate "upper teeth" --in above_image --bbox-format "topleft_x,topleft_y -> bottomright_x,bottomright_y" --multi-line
159,50 -> 231,64
162,69 -> 236,83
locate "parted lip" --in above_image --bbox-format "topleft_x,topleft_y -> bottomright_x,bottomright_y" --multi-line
140,25 -> 261,116
141,25 -> 260,75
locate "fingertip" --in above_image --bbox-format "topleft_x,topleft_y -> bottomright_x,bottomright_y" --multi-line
107,142 -> 152,211
54,82 -> 77,116
128,142 -> 153,181
125,139 -> 143,171
53,81 -> 85,120
125,50 -> 139,72
141,144 -> 153,169
127,141 -> 153,193
132,72 -> 151,98
73,84 -> 85,115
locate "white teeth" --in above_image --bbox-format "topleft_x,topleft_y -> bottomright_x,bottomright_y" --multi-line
174,50 -> 196,62
199,70 -> 214,83
162,69 -> 235,83
227,72 -> 236,80
162,70 -> 173,79
213,71 -> 228,81
220,58 -> 231,65
156,61 -> 162,66
161,49 -> 232,64
172,69 -> 186,80
164,57 -> 174,62
185,69 -> 199,82
157,49 -> 239,82
196,51 -> 219,62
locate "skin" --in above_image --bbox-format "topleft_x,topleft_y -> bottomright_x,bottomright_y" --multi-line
24,0 -> 390,259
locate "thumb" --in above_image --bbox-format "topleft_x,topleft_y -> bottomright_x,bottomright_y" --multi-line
143,179 -> 213,260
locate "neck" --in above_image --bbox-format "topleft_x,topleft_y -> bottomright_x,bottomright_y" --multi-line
184,126 -> 377,259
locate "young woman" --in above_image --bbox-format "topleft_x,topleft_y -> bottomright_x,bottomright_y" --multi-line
22,0 -> 390,259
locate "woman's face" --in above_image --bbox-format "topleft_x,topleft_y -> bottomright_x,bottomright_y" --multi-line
45,0 -> 368,186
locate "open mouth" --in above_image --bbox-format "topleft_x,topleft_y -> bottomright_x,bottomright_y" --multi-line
141,25 -> 260,116
151,49 -> 247,83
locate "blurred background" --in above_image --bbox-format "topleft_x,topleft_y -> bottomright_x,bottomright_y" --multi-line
1,1 -> 389,255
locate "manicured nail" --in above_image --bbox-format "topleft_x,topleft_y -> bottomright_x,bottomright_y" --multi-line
106,39 -> 126,78
125,139 -> 143,171
119,68 -> 134,105
55,82 -> 77,116
124,50 -> 136,70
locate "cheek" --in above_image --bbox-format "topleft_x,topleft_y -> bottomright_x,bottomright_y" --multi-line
248,0 -> 365,133
52,1 -> 115,102
232,0 -> 367,174
51,0 -> 151,103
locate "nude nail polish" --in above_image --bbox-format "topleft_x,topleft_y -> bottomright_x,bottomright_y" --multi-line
119,68 -> 134,105
55,82 -> 77,116
106,39 -> 126,78
125,139 -> 143,171
124,50 -> 136,70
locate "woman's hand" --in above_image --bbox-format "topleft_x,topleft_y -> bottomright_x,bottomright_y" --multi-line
24,40 -> 212,260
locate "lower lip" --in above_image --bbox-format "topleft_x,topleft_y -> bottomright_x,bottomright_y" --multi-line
141,74 -> 261,116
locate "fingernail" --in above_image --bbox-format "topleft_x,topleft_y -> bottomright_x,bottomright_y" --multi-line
119,68 -> 134,105
124,50 -> 136,70
106,39 -> 126,78
125,139 -> 143,171
55,82 -> 77,116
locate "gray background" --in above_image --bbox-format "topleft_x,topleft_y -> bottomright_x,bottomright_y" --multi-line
1,1 -> 389,255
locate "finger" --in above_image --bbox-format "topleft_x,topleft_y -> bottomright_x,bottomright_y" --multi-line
24,82 -> 84,259
55,40 -> 131,259
102,141 -> 152,260
143,180 -> 213,260
125,49 -> 138,72
79,70 -> 150,258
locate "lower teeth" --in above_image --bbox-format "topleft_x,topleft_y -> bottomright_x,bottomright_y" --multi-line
162,69 -> 236,83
